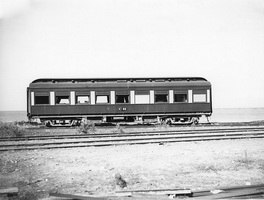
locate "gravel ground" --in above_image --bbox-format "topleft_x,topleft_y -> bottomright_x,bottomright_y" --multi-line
1,136 -> 264,199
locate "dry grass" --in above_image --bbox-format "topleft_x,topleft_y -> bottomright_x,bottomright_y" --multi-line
76,120 -> 96,134
236,150 -> 252,163
0,121 -> 25,137
195,163 -> 223,173
114,124 -> 125,134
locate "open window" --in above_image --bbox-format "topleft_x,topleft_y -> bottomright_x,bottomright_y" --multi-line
174,91 -> 188,103
193,94 -> 206,102
135,91 -> 150,104
155,91 -> 168,103
35,92 -> 50,105
116,91 -> 129,104
76,92 -> 90,104
96,92 -> 109,104
193,90 -> 207,102
55,92 -> 70,104
76,96 -> 89,104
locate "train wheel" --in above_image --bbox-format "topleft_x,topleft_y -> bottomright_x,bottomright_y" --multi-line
44,120 -> 52,127
191,117 -> 199,125
165,118 -> 172,125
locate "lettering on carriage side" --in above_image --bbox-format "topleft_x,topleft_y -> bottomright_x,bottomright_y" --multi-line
118,107 -> 127,111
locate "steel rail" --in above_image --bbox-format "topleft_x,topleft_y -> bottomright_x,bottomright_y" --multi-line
192,184 -> 264,199
1,126 -> 264,142
2,130 -> 264,147
0,129 -> 264,151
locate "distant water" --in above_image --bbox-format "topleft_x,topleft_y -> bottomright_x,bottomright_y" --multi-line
0,111 -> 28,122
0,108 -> 263,123
210,108 -> 264,122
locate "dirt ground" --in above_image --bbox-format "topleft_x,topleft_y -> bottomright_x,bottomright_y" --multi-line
1,129 -> 264,199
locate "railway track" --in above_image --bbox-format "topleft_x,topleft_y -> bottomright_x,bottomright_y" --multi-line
1,126 -> 264,151
48,184 -> 264,199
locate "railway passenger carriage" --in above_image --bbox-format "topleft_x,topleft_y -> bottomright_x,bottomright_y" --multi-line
27,77 -> 212,126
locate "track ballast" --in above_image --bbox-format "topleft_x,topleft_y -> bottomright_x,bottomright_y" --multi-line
1,126 -> 264,151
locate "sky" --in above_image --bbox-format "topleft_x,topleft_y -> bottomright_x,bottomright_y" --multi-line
0,0 -> 264,111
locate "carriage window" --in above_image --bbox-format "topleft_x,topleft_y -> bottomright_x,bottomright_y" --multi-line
135,95 -> 149,104
96,95 -> 109,104
174,93 -> 187,102
193,94 -> 206,102
135,91 -> 150,104
76,95 -> 90,104
56,95 -> 70,104
35,96 -> 49,104
155,94 -> 168,103
116,95 -> 129,104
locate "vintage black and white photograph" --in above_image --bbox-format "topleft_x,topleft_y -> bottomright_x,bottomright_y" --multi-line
0,0 -> 264,199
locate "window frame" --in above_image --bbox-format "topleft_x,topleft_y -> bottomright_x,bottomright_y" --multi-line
95,91 -> 110,104
154,91 -> 168,103
135,91 -> 150,104
55,92 -> 70,105
193,94 -> 207,103
174,91 -> 188,103
75,91 -> 90,104
115,91 -> 130,104
76,95 -> 90,104
116,94 -> 130,104
193,90 -> 207,103
34,92 -> 50,105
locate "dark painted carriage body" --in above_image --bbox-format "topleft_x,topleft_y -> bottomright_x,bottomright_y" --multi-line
27,77 -> 212,125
